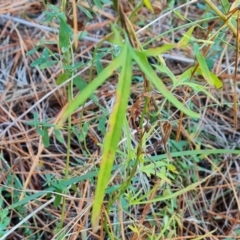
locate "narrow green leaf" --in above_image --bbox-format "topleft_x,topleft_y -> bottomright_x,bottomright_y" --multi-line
93,0 -> 102,9
56,73 -> 70,86
91,43 -> 132,232
51,180 -> 66,190
98,115 -> 107,135
42,127 -> 50,147
58,12 -> 67,23
131,173 -> 212,205
8,168 -> 105,210
77,5 -> 93,19
1,209 -> 8,219
78,122 -> 89,142
109,24 -> 124,46
59,19 -> 72,49
181,82 -> 220,104
73,75 -> 87,90
149,149 -> 240,162
194,43 -> 222,88
140,44 -> 175,57
173,10 -> 186,21
178,66 -> 195,83
78,31 -> 88,40
143,0 -> 154,12
56,47 -> 125,128
41,11 -> 55,23
72,126 -> 81,143
142,167 -> 172,184
209,72 -> 222,89
196,67 -> 222,89
71,183 -> 78,193
53,190 -> 62,207
36,126 -> 44,136
154,64 -> 178,86
48,4 -> 60,16
221,0 -> 230,14
33,112 -> 38,122
26,47 -> 39,56
167,164 -> 178,174
112,0 -> 118,11
54,128 -> 65,143
177,26 -> 195,48
96,59 -> 103,74
131,50 -> 200,118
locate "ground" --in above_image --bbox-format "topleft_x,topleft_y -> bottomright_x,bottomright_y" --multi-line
0,0 -> 240,239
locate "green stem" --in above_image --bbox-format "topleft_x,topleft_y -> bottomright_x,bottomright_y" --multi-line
60,0 -> 67,13
204,0 -> 238,37
59,16 -> 73,228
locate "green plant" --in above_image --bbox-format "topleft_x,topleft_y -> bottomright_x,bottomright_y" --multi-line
5,0 -> 238,239
0,192 -> 10,237
28,0 -> 225,234
27,2 -> 79,231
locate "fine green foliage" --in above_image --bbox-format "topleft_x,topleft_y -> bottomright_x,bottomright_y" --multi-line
3,0 -> 240,239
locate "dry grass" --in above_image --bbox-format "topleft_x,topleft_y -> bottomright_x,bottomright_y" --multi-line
0,0 -> 240,239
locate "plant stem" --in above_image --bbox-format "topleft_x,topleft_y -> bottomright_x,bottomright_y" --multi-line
59,1 -> 73,227
204,0 -> 238,38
